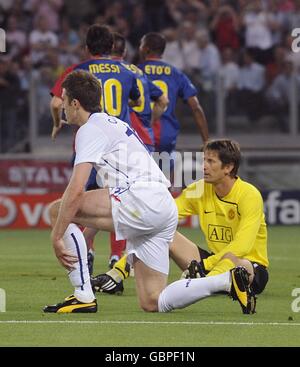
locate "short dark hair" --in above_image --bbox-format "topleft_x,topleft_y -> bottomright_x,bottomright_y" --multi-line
62,70 -> 102,113
112,32 -> 126,57
143,32 -> 166,56
204,139 -> 241,177
86,24 -> 113,56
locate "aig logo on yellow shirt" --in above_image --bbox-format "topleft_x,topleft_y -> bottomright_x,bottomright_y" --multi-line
228,208 -> 235,220
208,225 -> 233,242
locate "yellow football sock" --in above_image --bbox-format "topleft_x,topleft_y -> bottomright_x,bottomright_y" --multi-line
207,258 -> 235,277
107,255 -> 129,281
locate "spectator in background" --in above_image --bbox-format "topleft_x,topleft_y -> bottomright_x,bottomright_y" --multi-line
29,16 -> 58,67
242,0 -> 274,65
128,3 -> 151,48
286,0 -> 300,33
17,55 -> 32,94
266,59 -> 300,132
25,0 -> 63,32
37,65 -> 56,135
165,0 -> 208,28
220,47 -> 240,92
62,0 -> 95,28
10,59 -> 29,146
181,2 -> 208,30
45,49 -> 65,80
0,0 -> 14,23
196,29 -> 221,130
219,47 -> 240,116
210,5 -> 240,52
178,21 -> 201,75
197,29 -> 221,90
76,22 -> 90,50
265,45 -> 286,86
144,0 -> 176,31
6,15 -> 27,59
237,49 -> 266,123
267,0 -> 286,48
165,0 -> 187,25
102,0 -> 127,28
162,27 -> 185,70
276,0 -> 295,13
0,58 -> 21,152
9,0 -> 32,33
58,17 -> 81,63
16,56 -> 31,138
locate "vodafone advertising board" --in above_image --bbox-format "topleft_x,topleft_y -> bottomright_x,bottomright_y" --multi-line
0,160 -> 68,229
0,193 -> 61,229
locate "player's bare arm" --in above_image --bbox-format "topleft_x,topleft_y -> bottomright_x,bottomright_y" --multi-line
151,94 -> 169,124
50,95 -> 66,140
187,96 -> 209,143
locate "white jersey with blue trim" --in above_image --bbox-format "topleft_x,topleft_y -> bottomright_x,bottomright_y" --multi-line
74,112 -> 170,188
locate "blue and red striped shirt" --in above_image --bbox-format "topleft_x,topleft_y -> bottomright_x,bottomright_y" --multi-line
139,59 -> 197,153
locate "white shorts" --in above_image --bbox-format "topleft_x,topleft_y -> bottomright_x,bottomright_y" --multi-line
110,182 -> 178,275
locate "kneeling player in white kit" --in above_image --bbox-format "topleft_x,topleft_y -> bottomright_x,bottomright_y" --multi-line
44,70 -> 249,314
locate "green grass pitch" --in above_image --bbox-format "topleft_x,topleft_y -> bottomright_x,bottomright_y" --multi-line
0,226 -> 299,347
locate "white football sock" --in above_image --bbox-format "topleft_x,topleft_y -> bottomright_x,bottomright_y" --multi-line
158,272 -> 231,312
63,223 -> 94,303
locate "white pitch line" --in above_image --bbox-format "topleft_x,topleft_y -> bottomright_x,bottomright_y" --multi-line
0,320 -> 299,326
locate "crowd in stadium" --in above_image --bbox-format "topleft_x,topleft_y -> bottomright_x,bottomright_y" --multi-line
1,0 -> 300,152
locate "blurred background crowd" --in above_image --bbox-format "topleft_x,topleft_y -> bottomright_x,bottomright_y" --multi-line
1,0 -> 300,153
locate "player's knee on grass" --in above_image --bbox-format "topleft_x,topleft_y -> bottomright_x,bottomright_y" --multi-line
139,294 -> 159,312
251,264 -> 269,295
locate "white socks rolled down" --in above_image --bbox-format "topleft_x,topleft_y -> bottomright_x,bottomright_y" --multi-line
63,223 -> 94,303
158,272 -> 231,312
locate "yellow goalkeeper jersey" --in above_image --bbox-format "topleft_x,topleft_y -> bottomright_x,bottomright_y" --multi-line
175,177 -> 268,270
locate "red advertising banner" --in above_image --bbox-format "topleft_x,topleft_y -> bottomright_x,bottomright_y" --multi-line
0,160 -> 72,192
0,192 -> 198,229
0,193 -> 61,229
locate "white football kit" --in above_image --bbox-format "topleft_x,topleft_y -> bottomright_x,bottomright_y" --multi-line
74,113 -> 178,274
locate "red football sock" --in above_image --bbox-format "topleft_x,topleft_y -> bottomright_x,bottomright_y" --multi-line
110,232 -> 126,258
